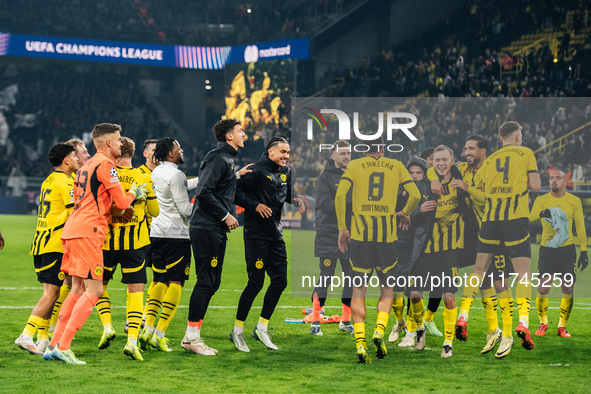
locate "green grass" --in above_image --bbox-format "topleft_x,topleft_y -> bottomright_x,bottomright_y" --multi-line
1,214 -> 590,393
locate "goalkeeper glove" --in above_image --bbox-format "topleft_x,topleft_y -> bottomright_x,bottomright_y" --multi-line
129,182 -> 148,201
578,251 -> 588,271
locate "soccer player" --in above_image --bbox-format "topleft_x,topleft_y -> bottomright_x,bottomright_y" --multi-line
336,141 -> 420,363
389,157 -> 432,347
138,137 -> 197,352
229,137 -> 302,352
48,138 -> 91,333
458,121 -> 540,358
99,137 -> 159,360
134,139 -> 158,333
138,139 -> 159,175
530,169 -> 587,338
431,136 -> 511,355
15,143 -> 77,355
0,228 -> 4,250
310,140 -> 353,336
183,118 -> 251,355
409,145 -> 467,357
48,123 -> 147,364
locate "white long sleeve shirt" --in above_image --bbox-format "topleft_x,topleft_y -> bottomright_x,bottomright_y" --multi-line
150,161 -> 198,239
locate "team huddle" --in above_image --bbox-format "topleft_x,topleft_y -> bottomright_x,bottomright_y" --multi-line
13,119 -> 588,364
15,119 -> 301,364
310,121 -> 587,363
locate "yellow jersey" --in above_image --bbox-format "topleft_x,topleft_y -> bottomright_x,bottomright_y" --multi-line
137,163 -> 155,230
30,171 -> 74,255
336,156 -> 420,243
428,162 -> 486,226
424,178 -> 465,253
529,192 -> 587,250
474,145 -> 538,222
103,166 -> 159,251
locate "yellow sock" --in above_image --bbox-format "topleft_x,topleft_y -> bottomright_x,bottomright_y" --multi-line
144,282 -> 168,329
459,273 -> 481,317
392,293 -> 404,321
354,322 -> 366,347
498,288 -> 514,338
411,299 -> 424,328
235,319 -> 245,328
127,291 -> 144,341
96,285 -> 112,328
558,293 -> 573,327
481,287 -> 499,332
407,310 -> 417,333
442,306 -> 457,343
515,280 -> 531,326
375,311 -> 389,335
536,292 -> 549,325
424,309 -> 435,323
50,284 -> 71,328
22,315 -> 44,338
155,283 -> 182,334
37,319 -> 50,341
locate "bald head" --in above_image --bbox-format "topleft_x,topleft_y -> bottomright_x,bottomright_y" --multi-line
549,169 -> 566,194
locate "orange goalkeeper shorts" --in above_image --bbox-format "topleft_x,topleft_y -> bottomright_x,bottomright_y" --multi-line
61,237 -> 104,280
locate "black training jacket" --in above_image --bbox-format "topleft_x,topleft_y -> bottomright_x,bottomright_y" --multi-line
235,153 -> 295,241
314,159 -> 350,258
190,142 -> 237,233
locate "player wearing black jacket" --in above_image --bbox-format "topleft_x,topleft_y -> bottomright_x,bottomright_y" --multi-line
182,118 -> 251,356
310,140 -> 353,336
229,137 -> 302,352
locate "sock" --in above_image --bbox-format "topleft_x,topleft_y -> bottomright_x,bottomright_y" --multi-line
407,310 -> 417,333
342,303 -> 352,322
375,311 -> 389,336
127,291 -> 143,341
50,284 -> 71,329
257,317 -> 269,332
392,293 -> 404,321
58,292 -> 99,351
459,273 -> 482,317
186,320 -> 202,340
443,306 -> 457,343
155,283 -> 182,335
49,292 -> 80,348
536,292 -> 549,325
424,309 -> 435,323
312,296 -> 322,322
498,288 -> 514,338
411,299 -> 425,328
481,287 -> 499,332
354,322 -> 366,347
37,319 -> 50,341
144,282 -> 167,330
144,281 -> 155,318
234,319 -> 245,335
558,293 -> 573,328
96,286 -> 112,329
515,280 -> 531,328
22,315 -> 44,338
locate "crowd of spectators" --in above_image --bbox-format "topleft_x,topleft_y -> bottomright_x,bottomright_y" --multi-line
0,0 -> 360,47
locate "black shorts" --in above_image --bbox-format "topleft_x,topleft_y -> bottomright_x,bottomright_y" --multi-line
245,238 -> 288,278
477,218 -> 530,258
34,253 -> 64,286
150,237 -> 191,283
103,248 -> 147,284
348,240 -> 399,285
538,244 -> 577,286
393,241 -> 412,292
410,250 -> 459,294
481,253 -> 513,288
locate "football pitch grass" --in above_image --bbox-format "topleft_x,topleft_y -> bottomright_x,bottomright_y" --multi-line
1,214 -> 589,393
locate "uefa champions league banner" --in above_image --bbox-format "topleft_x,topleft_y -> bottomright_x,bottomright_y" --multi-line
0,32 -> 309,68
